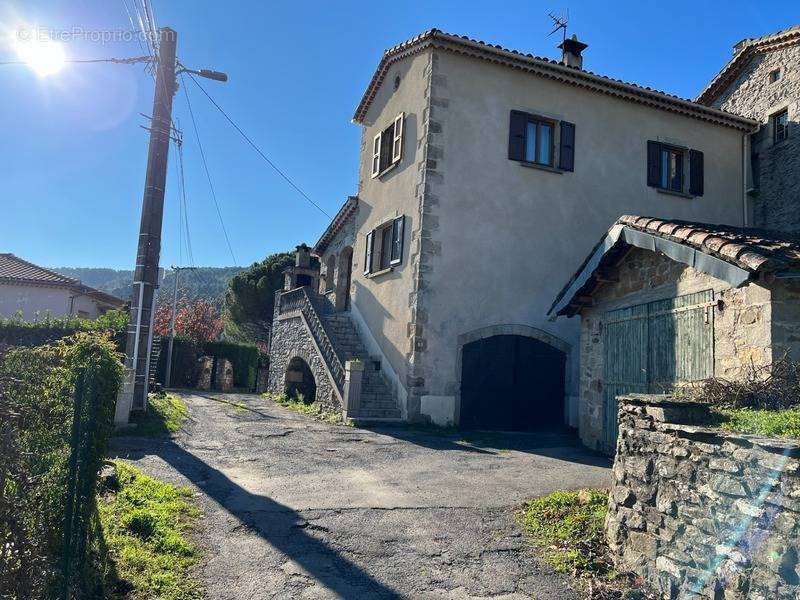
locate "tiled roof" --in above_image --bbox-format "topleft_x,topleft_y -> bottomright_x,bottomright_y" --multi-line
549,216 -> 800,317
617,215 -> 800,273
0,253 -> 127,308
353,29 -> 757,132
0,253 -> 78,285
313,196 -> 358,255
696,25 -> 800,105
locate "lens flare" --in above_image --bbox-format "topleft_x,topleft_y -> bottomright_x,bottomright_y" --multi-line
15,33 -> 65,76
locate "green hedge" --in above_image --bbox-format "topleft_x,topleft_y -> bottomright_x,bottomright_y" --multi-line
0,310 -> 128,349
156,338 -> 260,391
0,332 -> 125,597
203,340 -> 260,390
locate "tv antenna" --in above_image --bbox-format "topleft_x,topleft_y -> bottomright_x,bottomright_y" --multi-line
548,10 -> 569,44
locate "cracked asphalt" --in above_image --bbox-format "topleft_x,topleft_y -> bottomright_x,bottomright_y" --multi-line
109,392 -> 612,599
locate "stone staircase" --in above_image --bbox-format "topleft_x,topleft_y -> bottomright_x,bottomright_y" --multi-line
319,310 -> 401,421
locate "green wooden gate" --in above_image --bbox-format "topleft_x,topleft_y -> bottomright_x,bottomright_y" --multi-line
603,290 -> 714,447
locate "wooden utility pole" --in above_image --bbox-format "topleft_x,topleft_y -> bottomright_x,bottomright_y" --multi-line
115,28 -> 178,423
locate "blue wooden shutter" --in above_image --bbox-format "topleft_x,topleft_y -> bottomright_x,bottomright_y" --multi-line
390,215 -> 405,265
559,121 -> 576,171
689,149 -> 704,196
647,141 -> 662,187
508,111 -> 527,161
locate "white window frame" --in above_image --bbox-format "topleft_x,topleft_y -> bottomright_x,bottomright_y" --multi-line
370,112 -> 405,178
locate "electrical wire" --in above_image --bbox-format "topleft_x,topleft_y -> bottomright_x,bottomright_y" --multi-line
176,138 -> 196,267
120,0 -> 150,59
180,72 -> 238,266
0,55 -> 153,66
185,72 -> 332,220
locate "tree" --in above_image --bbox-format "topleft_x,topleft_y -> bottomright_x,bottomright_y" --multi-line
223,252 -> 294,342
154,299 -> 222,345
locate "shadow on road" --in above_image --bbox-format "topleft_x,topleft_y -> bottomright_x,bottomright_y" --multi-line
133,440 -> 403,599
360,425 -> 612,468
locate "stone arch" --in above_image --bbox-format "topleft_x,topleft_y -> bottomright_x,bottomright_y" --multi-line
454,324 -> 572,429
335,246 -> 353,311
285,356 -> 317,403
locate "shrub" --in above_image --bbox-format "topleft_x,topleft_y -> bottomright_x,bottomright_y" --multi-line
720,407 -> 800,438
0,332 -> 124,597
0,309 -> 128,349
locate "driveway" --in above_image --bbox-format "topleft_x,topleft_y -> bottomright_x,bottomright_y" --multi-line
110,392 -> 611,599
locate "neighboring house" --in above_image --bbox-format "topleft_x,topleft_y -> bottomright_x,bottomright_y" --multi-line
0,253 -> 126,320
268,29 -> 757,429
697,25 -> 800,232
549,215 -> 800,452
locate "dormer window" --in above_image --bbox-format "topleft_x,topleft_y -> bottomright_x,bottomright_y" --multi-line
371,113 -> 404,177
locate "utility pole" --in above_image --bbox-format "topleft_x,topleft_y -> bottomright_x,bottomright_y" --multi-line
164,265 -> 196,388
115,28 -> 178,423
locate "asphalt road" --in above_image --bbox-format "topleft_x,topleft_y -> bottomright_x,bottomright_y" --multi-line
109,392 -> 612,599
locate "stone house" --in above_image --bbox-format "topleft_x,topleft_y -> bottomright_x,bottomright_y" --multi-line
267,29 -> 757,426
549,215 -> 800,452
0,253 -> 126,320
697,25 -> 800,232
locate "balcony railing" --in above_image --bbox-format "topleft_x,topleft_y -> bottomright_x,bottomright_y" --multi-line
278,287 -> 345,392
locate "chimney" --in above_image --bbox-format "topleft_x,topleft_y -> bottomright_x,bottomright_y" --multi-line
558,34 -> 588,69
295,243 -> 311,268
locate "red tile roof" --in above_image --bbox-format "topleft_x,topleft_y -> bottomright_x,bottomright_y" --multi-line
353,29 -> 757,132
550,216 -> 800,317
0,253 -> 78,285
617,215 -> 800,273
0,253 -> 127,308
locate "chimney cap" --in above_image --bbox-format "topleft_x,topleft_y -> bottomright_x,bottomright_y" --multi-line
558,34 -> 588,56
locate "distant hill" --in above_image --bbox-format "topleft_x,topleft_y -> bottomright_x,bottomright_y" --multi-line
54,266 -> 244,307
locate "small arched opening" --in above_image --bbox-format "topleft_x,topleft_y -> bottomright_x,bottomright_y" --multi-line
284,357 -> 316,403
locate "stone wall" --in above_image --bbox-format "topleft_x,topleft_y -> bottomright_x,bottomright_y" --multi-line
607,395 -> 800,599
579,248 -> 773,451
710,43 -> 800,233
266,311 -> 340,412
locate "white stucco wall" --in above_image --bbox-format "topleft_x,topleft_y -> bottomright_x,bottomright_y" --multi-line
352,47 -> 748,425
0,284 -> 106,320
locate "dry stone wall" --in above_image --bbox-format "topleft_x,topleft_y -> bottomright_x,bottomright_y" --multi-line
607,395 -> 800,599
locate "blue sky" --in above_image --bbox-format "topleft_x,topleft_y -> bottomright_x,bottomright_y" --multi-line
1,1 -> 796,269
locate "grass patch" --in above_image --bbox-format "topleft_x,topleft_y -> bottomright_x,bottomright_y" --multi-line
98,461 -> 202,599
117,393 -> 188,437
263,392 -> 348,425
520,489 -> 611,576
718,407 -> 800,438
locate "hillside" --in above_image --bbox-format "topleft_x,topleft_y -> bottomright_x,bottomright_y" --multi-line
54,266 -> 244,307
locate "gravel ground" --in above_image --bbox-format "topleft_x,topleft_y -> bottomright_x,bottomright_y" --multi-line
109,392 -> 612,599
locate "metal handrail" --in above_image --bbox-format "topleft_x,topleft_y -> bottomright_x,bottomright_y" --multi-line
278,287 -> 345,391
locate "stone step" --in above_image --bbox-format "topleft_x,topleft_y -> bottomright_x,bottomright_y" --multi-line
353,408 -> 402,419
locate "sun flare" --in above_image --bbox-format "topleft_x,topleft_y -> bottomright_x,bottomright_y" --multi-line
14,33 -> 65,76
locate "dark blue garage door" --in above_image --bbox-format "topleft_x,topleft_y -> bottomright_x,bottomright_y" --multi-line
460,335 -> 566,431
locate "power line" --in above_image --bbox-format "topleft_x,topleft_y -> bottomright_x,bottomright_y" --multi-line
175,138 -> 196,267
0,55 -> 152,66
185,72 -> 331,219
180,72 -> 238,266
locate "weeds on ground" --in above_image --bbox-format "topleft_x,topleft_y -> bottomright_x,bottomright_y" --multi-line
263,392 -> 348,425
116,393 -> 188,437
719,407 -> 800,438
97,461 -> 202,600
520,489 -> 647,599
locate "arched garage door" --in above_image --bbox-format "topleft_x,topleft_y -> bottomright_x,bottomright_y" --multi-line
460,335 -> 566,431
